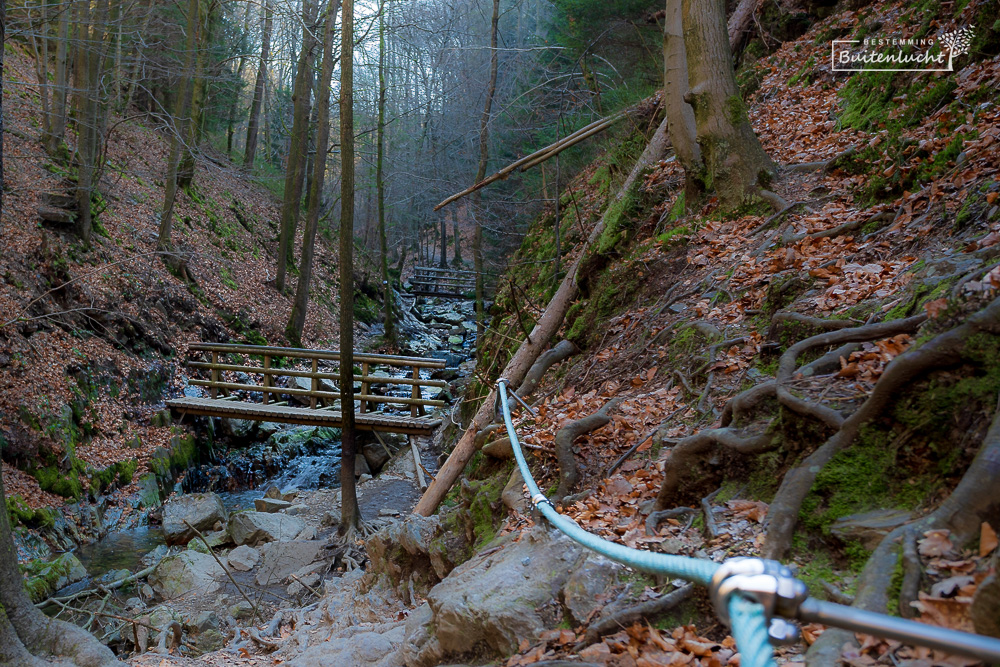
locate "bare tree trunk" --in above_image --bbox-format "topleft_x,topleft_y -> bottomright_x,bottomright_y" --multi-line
276,0 -> 317,293
727,0 -> 759,53
414,117 -> 672,516
158,0 -> 199,250
472,0 -> 500,342
46,0 -> 70,157
681,0 -> 773,206
121,0 -> 154,113
177,0 -> 210,189
286,0 -> 338,347
244,0 -> 271,168
339,0 -> 360,532
227,0 -> 253,157
439,215 -> 447,268
663,0 -> 701,198
452,209 -> 462,265
377,0 -> 395,343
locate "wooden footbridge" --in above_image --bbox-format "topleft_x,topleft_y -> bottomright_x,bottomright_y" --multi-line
166,343 -> 447,435
411,266 -> 480,298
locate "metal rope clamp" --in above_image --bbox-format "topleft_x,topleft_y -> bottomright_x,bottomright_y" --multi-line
710,557 -> 809,646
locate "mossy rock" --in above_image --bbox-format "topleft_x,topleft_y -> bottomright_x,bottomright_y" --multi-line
21,552 -> 88,603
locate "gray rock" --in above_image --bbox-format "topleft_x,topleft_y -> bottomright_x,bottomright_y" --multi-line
230,511 -> 306,546
285,624 -> 406,667
162,493 -> 228,546
255,497 -> 293,513
149,551 -> 227,599
400,527 -> 593,666
281,487 -> 300,502
264,484 -> 282,499
23,552 -> 88,602
189,610 -> 220,633
221,417 -> 256,442
363,441 -> 391,473
287,572 -> 321,596
227,544 -> 261,572
255,540 -> 324,586
830,509 -> 913,549
285,504 -> 309,516
366,514 -> 467,597
296,526 -> 317,541
562,554 -> 624,625
356,454 -> 371,477
229,601 -> 255,620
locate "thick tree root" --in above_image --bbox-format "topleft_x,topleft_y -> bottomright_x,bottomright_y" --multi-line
805,401 -> 1000,665
765,300 -> 1000,561
772,313 -> 926,433
518,340 -> 578,401
655,427 -> 775,510
577,584 -> 694,647
0,613 -> 53,667
554,397 -> 623,501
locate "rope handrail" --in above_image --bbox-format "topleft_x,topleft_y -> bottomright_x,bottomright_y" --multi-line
495,379 -> 1000,667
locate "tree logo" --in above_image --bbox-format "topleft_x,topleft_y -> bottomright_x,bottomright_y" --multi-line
832,25 -> 975,72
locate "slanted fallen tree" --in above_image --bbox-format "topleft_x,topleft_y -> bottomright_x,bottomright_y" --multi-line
414,116 -> 672,516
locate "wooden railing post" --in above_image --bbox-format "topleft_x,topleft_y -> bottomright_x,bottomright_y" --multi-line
310,358 -> 319,409
360,362 -> 370,414
262,354 -> 272,404
410,365 -> 419,418
210,351 -> 219,399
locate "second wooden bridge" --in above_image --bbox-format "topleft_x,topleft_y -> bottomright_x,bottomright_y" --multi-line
166,343 -> 447,435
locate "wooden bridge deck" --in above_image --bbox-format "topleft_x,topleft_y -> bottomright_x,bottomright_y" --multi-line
166,397 -> 441,435
166,342 -> 447,436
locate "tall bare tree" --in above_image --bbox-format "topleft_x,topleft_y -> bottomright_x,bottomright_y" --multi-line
276,0 -> 318,293
339,0 -> 360,533
244,0 -> 272,168
287,0 -> 339,347
377,0 -> 396,343
472,0 -> 499,341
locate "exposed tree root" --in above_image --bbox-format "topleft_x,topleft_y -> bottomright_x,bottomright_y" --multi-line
784,147 -> 857,174
759,189 -> 789,212
655,427 -> 775,510
474,423 -> 503,449
806,398 -> 1000,665
783,209 -> 893,245
767,311 -> 858,342
645,507 -> 698,535
554,397 -> 623,501
701,488 -> 722,538
578,584 -> 694,647
518,340 -> 578,401
720,381 -> 775,427
765,301 -> 1000,561
898,528 -> 921,619
796,342 -> 860,378
771,314 -> 927,437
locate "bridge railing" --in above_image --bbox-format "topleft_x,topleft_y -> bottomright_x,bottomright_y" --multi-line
411,266 -> 479,297
184,342 -> 447,417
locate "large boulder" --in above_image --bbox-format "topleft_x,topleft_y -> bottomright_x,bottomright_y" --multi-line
230,511 -> 306,546
366,514 -> 468,599
255,540 -> 325,586
254,497 -> 292,513
400,527 -> 618,667
162,492 -> 228,546
149,551 -> 228,599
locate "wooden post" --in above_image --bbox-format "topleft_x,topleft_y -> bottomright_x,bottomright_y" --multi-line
210,351 -> 219,399
310,358 -> 319,409
410,435 -> 427,490
360,362 -> 370,413
410,365 -> 419,418
263,354 -> 272,405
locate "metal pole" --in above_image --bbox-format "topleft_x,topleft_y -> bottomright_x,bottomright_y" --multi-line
799,598 -> 1000,664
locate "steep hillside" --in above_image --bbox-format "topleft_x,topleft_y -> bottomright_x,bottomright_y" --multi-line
0,43 -> 350,536
459,1 -> 1000,663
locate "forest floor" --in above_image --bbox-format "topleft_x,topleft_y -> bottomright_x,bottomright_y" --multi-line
3,0 -> 1000,665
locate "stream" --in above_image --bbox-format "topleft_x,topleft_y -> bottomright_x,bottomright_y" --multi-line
68,293 -> 478,581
